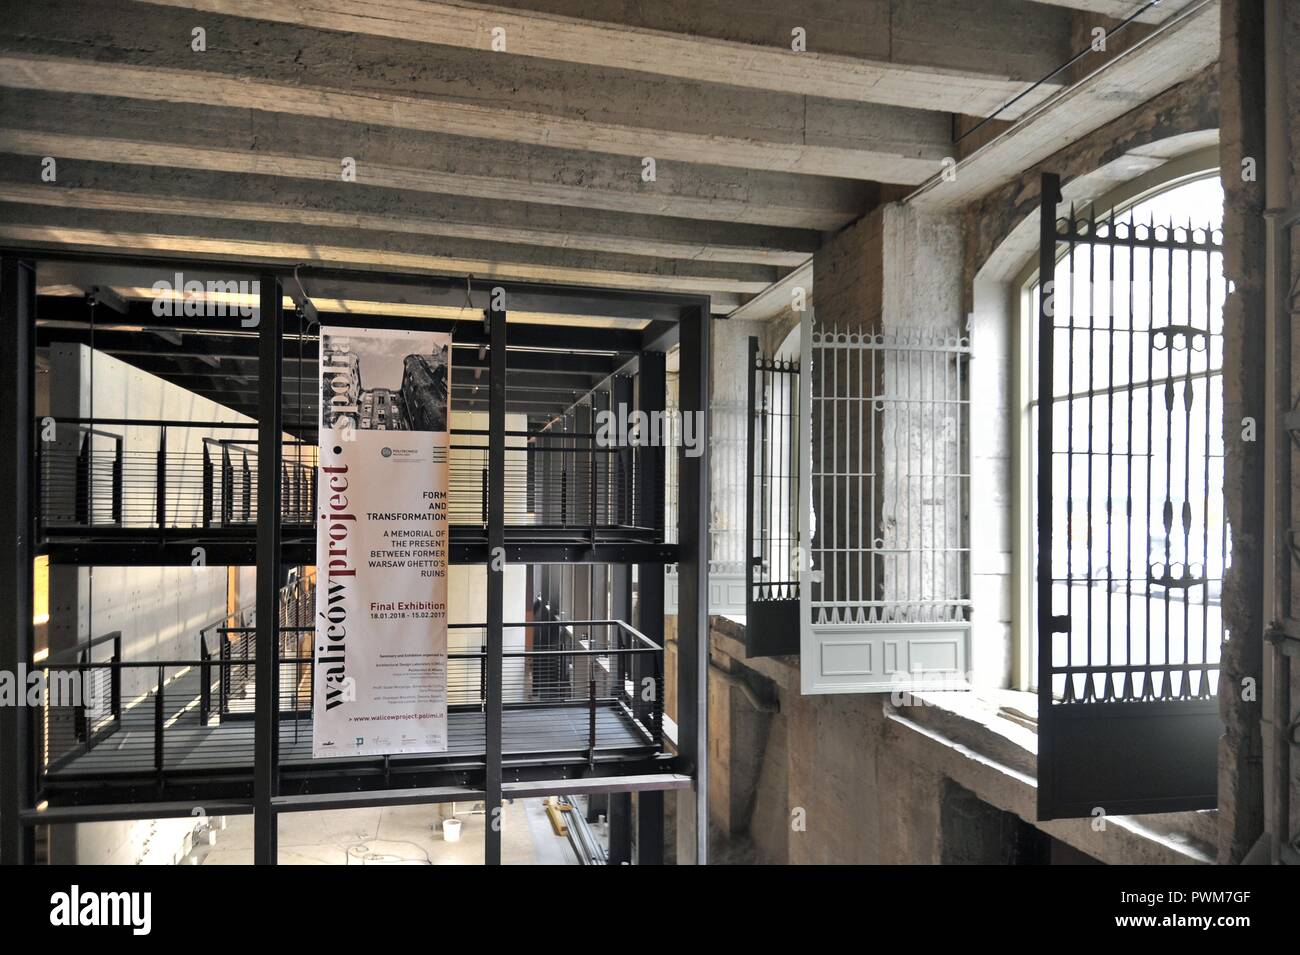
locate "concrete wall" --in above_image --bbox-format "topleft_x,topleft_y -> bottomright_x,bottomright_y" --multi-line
46,344 -> 254,864
447,410 -> 527,697
709,317 -> 763,574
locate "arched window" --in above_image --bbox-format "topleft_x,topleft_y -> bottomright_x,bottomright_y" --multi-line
1026,174 -> 1226,699
1024,170 -> 1227,818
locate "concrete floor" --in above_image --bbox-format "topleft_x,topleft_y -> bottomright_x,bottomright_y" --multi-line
198,798 -> 579,865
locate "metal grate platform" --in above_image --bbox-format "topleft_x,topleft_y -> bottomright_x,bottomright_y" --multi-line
47,699 -> 655,779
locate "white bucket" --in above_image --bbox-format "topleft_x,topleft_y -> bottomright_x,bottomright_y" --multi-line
442,818 -> 462,842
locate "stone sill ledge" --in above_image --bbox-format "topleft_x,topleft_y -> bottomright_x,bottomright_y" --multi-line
708,613 -> 1218,865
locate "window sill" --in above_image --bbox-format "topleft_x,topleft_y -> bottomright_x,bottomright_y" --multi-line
887,687 -> 1218,864
708,614 -> 1218,864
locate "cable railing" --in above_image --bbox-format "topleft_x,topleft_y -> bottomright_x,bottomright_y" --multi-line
37,418 -> 663,537
198,573 -> 315,724
33,615 -> 662,780
37,418 -> 315,529
207,620 -> 664,754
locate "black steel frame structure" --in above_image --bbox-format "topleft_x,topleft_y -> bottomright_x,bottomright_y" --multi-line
0,249 -> 710,866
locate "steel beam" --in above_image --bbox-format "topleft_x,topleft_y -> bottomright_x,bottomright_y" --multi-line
0,256 -> 35,865
608,791 -> 632,865
484,297 -> 506,865
675,302 -> 710,864
41,535 -> 678,568
637,790 -> 665,865
253,274 -> 282,864
610,373 -> 635,624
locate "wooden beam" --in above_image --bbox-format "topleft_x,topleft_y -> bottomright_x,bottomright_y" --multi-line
0,157 -> 819,266
135,0 -> 1075,116
0,90 -> 869,230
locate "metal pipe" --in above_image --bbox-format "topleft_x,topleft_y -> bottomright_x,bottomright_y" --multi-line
955,0 -> 1161,144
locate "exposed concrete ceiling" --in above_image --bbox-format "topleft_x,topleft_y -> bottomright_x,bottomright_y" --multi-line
908,0 -> 1219,211
1028,0 -> 1203,22
134,0 -> 1074,114
37,283 -> 653,328
0,0 -> 1222,316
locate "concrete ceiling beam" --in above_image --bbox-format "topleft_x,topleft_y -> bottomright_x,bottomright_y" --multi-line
0,0 -> 957,181
0,154 -> 820,267
906,0 -> 1219,211
1025,0 -> 1201,23
0,90 -> 871,231
133,0 -> 1074,116
0,202 -> 757,305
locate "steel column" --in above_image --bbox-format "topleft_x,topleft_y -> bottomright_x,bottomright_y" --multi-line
254,275 -> 283,864
675,305 -> 710,864
636,351 -> 666,630
610,374 -> 635,623
636,789 -> 664,864
635,351 -> 666,705
0,257 -> 35,865
485,297 -> 506,865
608,791 -> 632,865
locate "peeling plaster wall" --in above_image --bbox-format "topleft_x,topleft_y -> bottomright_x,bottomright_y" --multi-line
812,211 -> 884,333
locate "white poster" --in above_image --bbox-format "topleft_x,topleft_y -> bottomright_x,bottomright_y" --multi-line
313,326 -> 451,758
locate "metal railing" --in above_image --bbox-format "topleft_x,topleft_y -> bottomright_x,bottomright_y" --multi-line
37,418 -> 661,537
199,574 -> 315,723
460,428 -> 657,531
33,613 -> 661,780
38,418 -> 315,529
748,342 -> 801,603
36,630 -> 123,767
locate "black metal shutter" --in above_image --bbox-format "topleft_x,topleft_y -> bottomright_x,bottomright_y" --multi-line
1036,173 -> 1224,820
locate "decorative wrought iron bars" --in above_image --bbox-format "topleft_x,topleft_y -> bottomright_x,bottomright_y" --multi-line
1036,205 -> 1227,705
1034,171 -> 1225,819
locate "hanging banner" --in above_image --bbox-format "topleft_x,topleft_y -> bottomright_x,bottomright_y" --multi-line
314,326 -> 451,758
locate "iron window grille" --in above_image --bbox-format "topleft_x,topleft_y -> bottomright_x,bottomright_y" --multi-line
799,322 -> 972,693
